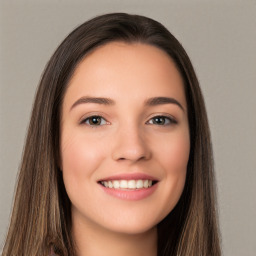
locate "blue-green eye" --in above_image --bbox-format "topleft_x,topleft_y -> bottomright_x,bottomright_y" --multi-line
82,116 -> 107,126
147,116 -> 177,125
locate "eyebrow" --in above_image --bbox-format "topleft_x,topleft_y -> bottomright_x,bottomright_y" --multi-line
70,96 -> 115,110
145,97 -> 184,111
70,96 -> 184,111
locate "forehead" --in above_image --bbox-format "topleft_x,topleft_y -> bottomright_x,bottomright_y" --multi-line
63,42 -> 186,110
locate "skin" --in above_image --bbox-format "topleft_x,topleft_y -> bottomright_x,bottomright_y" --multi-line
60,42 -> 190,256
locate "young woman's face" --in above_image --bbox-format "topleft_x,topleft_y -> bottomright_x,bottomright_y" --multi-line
60,42 -> 190,235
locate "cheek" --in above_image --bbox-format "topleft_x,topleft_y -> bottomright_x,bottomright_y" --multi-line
166,132 -> 190,186
155,130 -> 190,214
167,139 -> 190,170
157,128 -> 190,173
60,132 -> 106,189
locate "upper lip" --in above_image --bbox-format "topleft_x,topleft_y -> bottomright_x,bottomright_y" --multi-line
98,173 -> 159,182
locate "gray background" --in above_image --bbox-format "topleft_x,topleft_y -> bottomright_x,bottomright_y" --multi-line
0,0 -> 255,255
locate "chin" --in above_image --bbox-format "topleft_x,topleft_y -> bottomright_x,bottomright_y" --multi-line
100,211 -> 164,235
106,221 -> 158,236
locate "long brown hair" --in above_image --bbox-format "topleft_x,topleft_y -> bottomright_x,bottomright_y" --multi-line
2,13 -> 221,255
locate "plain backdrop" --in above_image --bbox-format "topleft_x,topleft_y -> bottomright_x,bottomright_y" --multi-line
0,1 -> 255,255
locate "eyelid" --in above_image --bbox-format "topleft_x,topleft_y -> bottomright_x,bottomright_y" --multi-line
79,113 -> 110,126
78,112 -> 177,127
146,114 -> 178,125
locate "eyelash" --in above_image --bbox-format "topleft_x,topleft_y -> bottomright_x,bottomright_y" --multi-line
80,115 -> 108,126
80,115 -> 177,127
146,115 -> 177,126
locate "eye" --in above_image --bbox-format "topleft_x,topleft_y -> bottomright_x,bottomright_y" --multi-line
147,115 -> 177,126
81,115 -> 108,126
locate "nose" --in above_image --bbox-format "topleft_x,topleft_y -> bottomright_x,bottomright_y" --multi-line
111,125 -> 152,163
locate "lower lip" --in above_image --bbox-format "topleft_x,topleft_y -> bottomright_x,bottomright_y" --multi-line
99,183 -> 158,201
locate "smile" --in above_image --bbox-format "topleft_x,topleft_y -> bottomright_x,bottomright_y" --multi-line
98,175 -> 159,200
100,179 -> 155,189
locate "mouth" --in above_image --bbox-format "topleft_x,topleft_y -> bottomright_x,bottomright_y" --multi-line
98,179 -> 158,190
97,173 -> 159,200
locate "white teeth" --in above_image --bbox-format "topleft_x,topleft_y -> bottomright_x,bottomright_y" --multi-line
136,180 -> 144,189
128,180 -> 136,189
101,179 -> 154,189
113,180 -> 120,188
120,180 -> 128,189
108,181 -> 113,188
144,180 -> 149,188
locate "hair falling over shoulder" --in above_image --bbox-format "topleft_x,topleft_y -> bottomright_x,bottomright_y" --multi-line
2,13 -> 221,256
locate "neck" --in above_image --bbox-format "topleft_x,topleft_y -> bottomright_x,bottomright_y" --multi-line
72,216 -> 157,256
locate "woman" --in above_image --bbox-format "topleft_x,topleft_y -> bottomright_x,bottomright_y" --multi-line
2,13 -> 221,255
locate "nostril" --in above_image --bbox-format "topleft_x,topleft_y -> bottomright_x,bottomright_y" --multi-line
117,156 -> 147,162
112,136 -> 152,162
